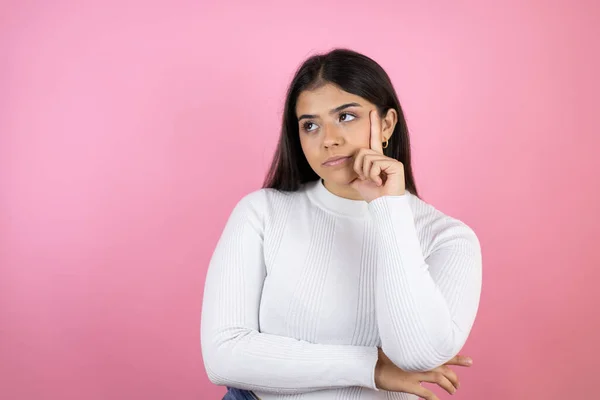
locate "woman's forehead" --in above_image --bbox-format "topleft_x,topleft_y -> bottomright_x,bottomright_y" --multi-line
296,84 -> 369,115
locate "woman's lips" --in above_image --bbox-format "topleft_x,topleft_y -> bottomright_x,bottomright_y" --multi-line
322,156 -> 352,167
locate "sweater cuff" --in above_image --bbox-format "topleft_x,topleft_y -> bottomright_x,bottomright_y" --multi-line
329,345 -> 379,390
361,346 -> 380,391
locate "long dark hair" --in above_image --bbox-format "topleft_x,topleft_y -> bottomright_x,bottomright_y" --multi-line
263,48 -> 419,198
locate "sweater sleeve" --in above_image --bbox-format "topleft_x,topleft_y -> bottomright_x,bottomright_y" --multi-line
368,194 -> 482,372
200,191 -> 379,394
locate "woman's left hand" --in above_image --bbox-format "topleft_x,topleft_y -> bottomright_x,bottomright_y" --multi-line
351,110 -> 406,202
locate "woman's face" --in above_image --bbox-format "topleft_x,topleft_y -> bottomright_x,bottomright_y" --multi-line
296,83 -> 396,197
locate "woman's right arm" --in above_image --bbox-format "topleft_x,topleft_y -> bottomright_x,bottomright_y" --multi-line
200,191 -> 379,395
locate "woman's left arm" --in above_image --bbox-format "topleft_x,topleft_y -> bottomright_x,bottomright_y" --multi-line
368,195 -> 482,373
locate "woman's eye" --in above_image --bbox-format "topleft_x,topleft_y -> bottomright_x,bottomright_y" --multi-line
304,122 -> 318,132
340,113 -> 356,122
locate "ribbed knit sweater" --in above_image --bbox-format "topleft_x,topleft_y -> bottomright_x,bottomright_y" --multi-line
201,179 -> 482,400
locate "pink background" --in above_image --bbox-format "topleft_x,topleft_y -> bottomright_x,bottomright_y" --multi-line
1,1 -> 599,399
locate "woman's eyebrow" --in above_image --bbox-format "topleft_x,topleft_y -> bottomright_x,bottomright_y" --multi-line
298,102 -> 362,121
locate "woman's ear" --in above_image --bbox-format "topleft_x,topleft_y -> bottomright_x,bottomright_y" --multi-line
382,108 -> 398,141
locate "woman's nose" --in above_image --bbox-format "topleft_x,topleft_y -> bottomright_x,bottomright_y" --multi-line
322,124 -> 343,148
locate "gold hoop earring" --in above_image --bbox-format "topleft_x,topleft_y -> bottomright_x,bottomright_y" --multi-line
382,138 -> 389,149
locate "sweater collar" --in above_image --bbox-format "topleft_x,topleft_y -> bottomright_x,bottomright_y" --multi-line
305,179 -> 369,217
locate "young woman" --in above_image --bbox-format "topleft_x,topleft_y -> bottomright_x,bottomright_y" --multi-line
201,48 -> 482,400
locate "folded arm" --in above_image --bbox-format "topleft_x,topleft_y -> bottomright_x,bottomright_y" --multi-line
201,192 -> 379,394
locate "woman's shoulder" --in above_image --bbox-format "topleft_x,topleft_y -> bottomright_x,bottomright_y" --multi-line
229,186 -> 305,219
406,192 -> 480,256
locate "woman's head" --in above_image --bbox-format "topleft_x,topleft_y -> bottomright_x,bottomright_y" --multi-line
263,48 -> 418,198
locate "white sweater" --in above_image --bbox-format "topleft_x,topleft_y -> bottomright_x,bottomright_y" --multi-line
201,179 -> 482,400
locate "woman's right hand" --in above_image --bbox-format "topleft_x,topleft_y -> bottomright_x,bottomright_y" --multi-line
374,348 -> 473,400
